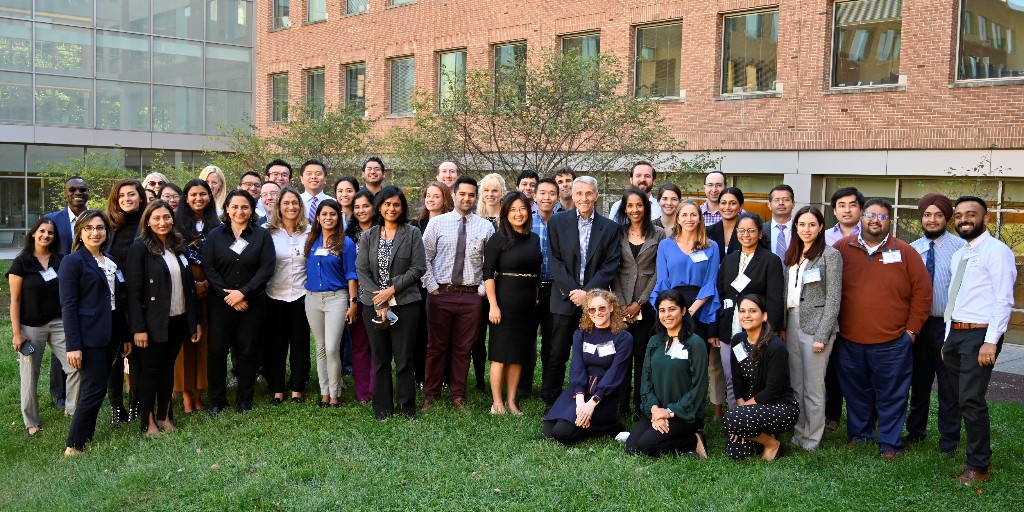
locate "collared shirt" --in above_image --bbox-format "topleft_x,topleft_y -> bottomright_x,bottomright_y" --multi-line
265,225 -> 310,302
300,191 -> 331,221
825,222 -> 861,246
577,210 -> 595,284
857,232 -> 889,257
700,202 -> 721,226
769,218 -> 793,258
947,231 -> 1017,345
421,211 -> 495,293
161,250 -> 186,316
555,201 -> 570,213
911,232 -> 966,317
532,212 -> 553,281
202,223 -> 276,299
66,206 -> 78,225
305,234 -> 358,292
608,194 -> 662,220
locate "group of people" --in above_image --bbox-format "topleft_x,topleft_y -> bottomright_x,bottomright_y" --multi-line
7,159 -> 1015,485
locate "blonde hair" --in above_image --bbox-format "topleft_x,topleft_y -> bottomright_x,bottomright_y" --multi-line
199,165 -> 228,210
579,289 -> 627,334
673,199 -> 710,251
267,187 -> 309,233
476,173 -> 507,218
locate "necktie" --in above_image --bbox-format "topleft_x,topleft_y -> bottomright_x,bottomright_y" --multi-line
944,254 -> 968,324
926,240 -> 935,281
450,216 -> 467,285
308,196 -> 319,223
775,224 -> 787,261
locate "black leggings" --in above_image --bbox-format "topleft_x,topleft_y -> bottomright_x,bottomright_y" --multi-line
625,416 -> 702,456
135,316 -> 187,430
542,419 -> 620,445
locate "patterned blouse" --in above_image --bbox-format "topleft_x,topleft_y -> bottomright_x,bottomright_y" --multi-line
377,235 -> 395,288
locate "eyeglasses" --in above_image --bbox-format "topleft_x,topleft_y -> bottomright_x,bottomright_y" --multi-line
586,305 -> 609,314
147,180 -> 166,187
735,228 -> 759,235
704,183 -> 725,188
862,212 -> 889,221
82,226 -> 106,233
771,198 -> 793,204
268,171 -> 289,178
240,181 -> 261,188
161,194 -> 181,201
67,186 -> 89,193
260,192 -> 279,199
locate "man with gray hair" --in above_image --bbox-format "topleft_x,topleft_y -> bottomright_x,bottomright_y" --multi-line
542,176 -> 622,410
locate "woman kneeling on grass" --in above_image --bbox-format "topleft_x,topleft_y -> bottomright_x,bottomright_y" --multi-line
624,289 -> 708,458
542,290 -> 632,444
723,294 -> 798,461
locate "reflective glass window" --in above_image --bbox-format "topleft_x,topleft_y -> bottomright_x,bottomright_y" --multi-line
35,74 -> 93,127
206,43 -> 251,91
35,23 -> 94,77
36,0 -> 94,27
153,38 -> 203,87
390,56 -> 414,114
0,0 -> 32,19
635,24 -> 682,98
96,80 -> 151,131
0,71 -> 32,123
154,0 -> 206,40
152,85 -> 203,133
438,50 -> 466,110
345,62 -> 365,113
208,0 -> 253,46
97,0 -> 151,33
306,68 -> 324,116
958,0 -> 1024,80
308,0 -> 326,23
562,33 -> 601,61
96,31 -> 151,83
0,18 -> 33,72
722,10 -> 779,93
271,72 -> 288,122
205,89 -> 249,134
833,0 -> 902,87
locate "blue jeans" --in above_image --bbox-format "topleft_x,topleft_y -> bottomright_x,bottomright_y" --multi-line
836,333 -> 913,452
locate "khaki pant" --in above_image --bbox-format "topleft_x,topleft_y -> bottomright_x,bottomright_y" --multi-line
19,320 -> 80,427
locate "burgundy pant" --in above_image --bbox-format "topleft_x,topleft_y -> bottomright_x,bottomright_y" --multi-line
350,303 -> 373,402
424,290 -> 483,400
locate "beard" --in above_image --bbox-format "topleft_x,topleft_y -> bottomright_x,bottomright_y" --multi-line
956,221 -> 986,240
923,227 -> 947,239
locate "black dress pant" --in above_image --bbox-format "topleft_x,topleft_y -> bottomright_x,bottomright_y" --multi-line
414,286 -> 429,384
620,302 -> 657,418
943,328 -> 1001,472
824,348 -> 843,423
626,416 -> 702,456
266,296 -> 311,395
67,343 -> 116,450
542,309 -> 582,406
135,316 -> 186,429
363,302 -> 420,419
50,352 -> 66,400
473,297 -> 488,389
520,283 -> 553,397
542,418 -> 619,444
906,316 -> 960,450
207,295 -> 267,408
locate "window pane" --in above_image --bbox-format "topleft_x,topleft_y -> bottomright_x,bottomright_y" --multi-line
958,0 -> 1024,79
391,0 -> 415,5
308,0 -> 326,22
390,57 -> 415,114
35,24 -> 94,77
0,144 -> 25,176
97,0 -> 151,33
273,0 -> 290,30
494,42 -> 526,105
635,24 -> 681,98
154,0 -> 206,40
152,85 -> 203,133
205,89 -> 249,134
206,43 -> 251,91
898,177 -> 1000,206
306,68 -> 324,115
0,18 -> 32,72
0,71 -> 32,123
271,73 -> 288,122
345,63 -> 365,113
722,11 -> 779,93
562,33 -> 601,60
96,31 -> 151,82
96,80 -> 151,131
35,74 -> 93,127
345,0 -> 367,14
153,38 -> 203,87
36,0 -> 94,27
26,145 -> 83,174
438,50 -> 466,109
208,0 -> 253,46
833,0 -> 902,87
0,178 -> 28,235
0,0 -> 32,19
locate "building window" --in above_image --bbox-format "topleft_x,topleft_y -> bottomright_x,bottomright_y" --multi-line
562,33 -> 601,61
958,0 -> 1023,80
345,62 -> 366,113
390,57 -> 415,114
832,0 -> 902,87
438,50 -> 466,110
635,23 -> 682,98
306,68 -> 325,116
346,0 -> 368,15
494,42 -> 527,105
722,10 -> 779,93
271,73 -> 288,123
273,0 -> 290,30
391,0 -> 416,6
308,0 -> 326,23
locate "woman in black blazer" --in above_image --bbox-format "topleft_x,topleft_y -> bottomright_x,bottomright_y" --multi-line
127,201 -> 201,436
356,186 -> 427,420
724,294 -> 798,461
60,210 -> 121,457
708,213 -> 783,408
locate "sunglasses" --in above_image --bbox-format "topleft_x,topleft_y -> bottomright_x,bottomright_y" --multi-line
67,186 -> 89,193
587,305 -> 609,314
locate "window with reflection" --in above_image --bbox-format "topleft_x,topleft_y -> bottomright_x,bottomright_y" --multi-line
208,0 -> 253,45
346,0 -> 367,15
96,80 -> 151,131
306,68 -> 325,116
153,37 -> 204,87
271,73 -> 288,122
97,0 -> 150,33
958,0 -> 1024,80
96,31 -> 151,83
0,71 -> 32,123
832,0 -> 902,87
35,75 -> 92,127
273,0 -> 290,30
35,24 -> 94,77
308,0 -> 326,23
152,85 -> 203,133
722,10 -> 779,93
635,24 -> 681,98
206,43 -> 252,91
35,0 -> 94,27
206,89 -> 249,134
390,56 -> 415,115
494,42 -> 526,105
345,62 -> 365,113
0,0 -> 32,19
562,33 -> 601,61
0,18 -> 32,72
154,0 -> 206,39
438,50 -> 466,110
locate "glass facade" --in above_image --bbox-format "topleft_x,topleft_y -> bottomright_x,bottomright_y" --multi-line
833,0 -> 902,87
635,23 -> 682,98
958,0 -> 1024,80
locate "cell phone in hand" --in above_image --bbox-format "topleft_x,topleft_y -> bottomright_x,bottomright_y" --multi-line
18,341 -> 35,356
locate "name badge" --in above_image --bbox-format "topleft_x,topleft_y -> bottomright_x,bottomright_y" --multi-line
229,238 -> 249,255
314,247 -> 329,257
582,342 -> 597,354
803,268 -> 822,283
689,251 -> 709,263
882,250 -> 902,264
115,270 -> 125,283
178,254 -> 189,268
40,268 -> 58,282
730,273 -> 751,293
723,299 -> 734,310
732,342 -> 748,362
597,341 -> 616,357
667,343 -> 688,360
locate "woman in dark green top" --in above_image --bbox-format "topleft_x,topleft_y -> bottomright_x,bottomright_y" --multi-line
625,288 -> 709,458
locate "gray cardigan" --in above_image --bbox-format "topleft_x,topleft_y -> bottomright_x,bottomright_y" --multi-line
356,224 -> 426,309
783,245 -> 843,344
612,228 -> 666,306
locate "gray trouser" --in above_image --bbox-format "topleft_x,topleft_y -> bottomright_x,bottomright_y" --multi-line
786,308 -> 833,450
19,320 -> 81,427
306,291 -> 349,398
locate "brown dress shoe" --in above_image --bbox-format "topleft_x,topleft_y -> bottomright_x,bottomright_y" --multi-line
420,397 -> 435,412
452,397 -> 466,410
881,450 -> 900,460
956,469 -> 991,485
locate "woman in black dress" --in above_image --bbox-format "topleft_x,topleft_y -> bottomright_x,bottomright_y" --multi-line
483,191 -> 541,415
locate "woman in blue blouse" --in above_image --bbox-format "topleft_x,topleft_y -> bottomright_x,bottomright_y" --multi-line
543,290 -> 633,444
305,199 -> 358,408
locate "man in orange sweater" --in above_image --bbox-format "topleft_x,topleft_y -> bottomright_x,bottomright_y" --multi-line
834,198 -> 932,459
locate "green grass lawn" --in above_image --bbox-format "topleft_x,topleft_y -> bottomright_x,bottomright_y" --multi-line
1,259 -> 1023,510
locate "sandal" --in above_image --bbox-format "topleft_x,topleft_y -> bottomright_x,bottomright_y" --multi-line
26,425 -> 42,436
695,432 -> 708,461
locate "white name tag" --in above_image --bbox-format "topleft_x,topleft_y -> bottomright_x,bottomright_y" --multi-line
667,343 -> 688,360
179,254 -> 188,268
229,238 -> 249,255
314,247 -> 329,257
597,341 -> 616,357
723,298 -> 734,310
730,273 -> 751,293
40,267 -> 58,281
732,342 -> 748,362
882,250 -> 902,264
803,268 -> 822,283
582,342 -> 597,354
689,251 -> 708,263
115,270 -> 125,283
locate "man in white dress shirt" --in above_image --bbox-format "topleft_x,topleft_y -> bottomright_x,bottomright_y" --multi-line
766,184 -> 795,261
607,161 -> 662,219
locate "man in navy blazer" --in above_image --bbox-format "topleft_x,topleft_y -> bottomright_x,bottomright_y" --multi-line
542,176 -> 622,408
43,176 -> 90,408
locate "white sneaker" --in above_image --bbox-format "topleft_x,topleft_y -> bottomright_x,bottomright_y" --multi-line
615,431 -> 630,443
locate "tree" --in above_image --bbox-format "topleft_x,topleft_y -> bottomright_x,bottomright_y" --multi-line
39,152 -> 137,213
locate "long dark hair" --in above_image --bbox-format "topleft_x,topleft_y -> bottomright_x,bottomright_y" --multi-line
106,179 -> 147,231
176,179 -> 220,242
784,206 -> 826,267
495,191 -> 533,251
374,185 -> 409,226
221,189 -> 258,225
305,199 -> 345,257
345,189 -> 376,242
21,217 -> 60,257
654,288 -> 696,342
738,293 -> 774,364
614,187 -> 656,239
139,200 -> 184,256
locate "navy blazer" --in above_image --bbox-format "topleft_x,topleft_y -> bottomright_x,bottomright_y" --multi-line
126,240 -> 200,342
45,209 -> 74,256
547,209 -> 622,316
59,247 -> 118,351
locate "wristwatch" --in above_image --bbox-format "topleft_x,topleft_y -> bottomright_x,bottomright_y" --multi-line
591,396 -> 601,404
